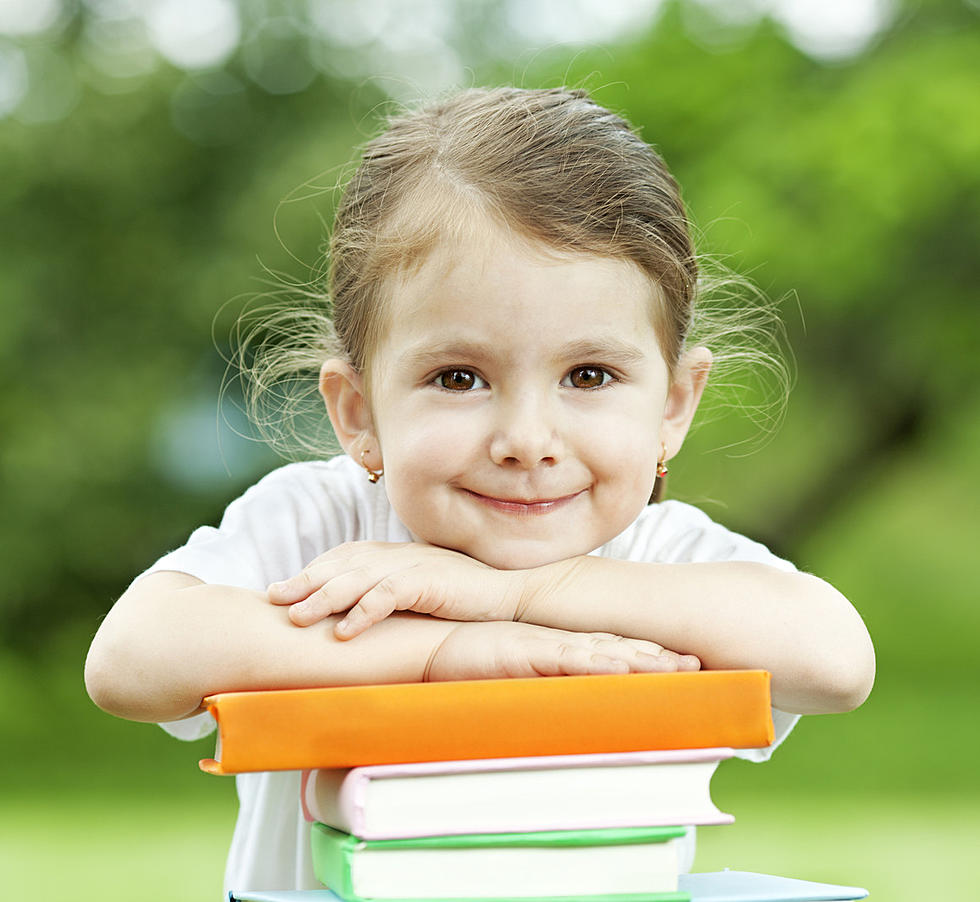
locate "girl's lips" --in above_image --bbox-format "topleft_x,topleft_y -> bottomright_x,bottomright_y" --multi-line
463,489 -> 584,516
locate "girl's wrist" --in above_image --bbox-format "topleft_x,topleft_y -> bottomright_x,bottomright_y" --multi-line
490,566 -> 533,623
510,555 -> 586,625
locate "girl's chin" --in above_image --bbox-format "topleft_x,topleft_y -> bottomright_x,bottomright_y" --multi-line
456,542 -> 586,572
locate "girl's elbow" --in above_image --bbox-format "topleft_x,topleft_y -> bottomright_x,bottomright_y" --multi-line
803,576 -> 876,713
831,635 -> 876,713
787,630 -> 876,715
84,632 -> 194,723
84,636 -> 137,718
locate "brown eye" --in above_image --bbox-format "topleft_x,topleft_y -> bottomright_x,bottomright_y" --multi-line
565,366 -> 610,389
437,369 -> 483,391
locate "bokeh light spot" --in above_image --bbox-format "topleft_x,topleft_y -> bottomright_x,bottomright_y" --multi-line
145,0 -> 241,71
0,42 -> 29,117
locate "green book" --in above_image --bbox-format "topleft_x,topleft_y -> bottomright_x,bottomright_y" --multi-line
310,823 -> 691,902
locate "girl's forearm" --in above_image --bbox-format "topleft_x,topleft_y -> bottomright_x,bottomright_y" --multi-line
515,557 -> 875,715
84,572 -> 456,724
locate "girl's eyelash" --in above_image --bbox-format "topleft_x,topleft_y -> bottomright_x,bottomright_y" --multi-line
562,365 -> 617,389
429,365 -> 619,391
433,368 -> 487,391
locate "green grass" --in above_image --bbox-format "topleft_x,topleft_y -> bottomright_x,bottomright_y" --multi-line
1,794 -> 232,900
695,792 -> 979,899
4,652 -> 977,901
3,789 -> 975,900
4,640 -> 978,901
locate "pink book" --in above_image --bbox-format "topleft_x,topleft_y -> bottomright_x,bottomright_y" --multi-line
301,747 -> 734,839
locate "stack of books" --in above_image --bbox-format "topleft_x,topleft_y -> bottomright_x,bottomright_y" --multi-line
199,671 -> 867,902
301,748 -> 730,902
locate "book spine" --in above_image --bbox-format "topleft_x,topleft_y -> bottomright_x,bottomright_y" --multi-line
302,768 -> 364,832
344,769 -> 369,836
309,824 -> 693,902
310,824 -> 361,902
313,823 -> 687,851
201,671 -> 773,774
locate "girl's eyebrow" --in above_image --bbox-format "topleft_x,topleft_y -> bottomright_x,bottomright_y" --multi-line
557,337 -> 648,365
399,336 -> 648,368
398,340 -> 494,369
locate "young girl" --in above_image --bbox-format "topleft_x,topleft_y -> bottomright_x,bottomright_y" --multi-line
85,86 -> 874,894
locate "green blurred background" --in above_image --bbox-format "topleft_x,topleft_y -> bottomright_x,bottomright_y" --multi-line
1,0 -> 977,899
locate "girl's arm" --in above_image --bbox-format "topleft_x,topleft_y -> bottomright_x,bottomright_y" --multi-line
272,543 -> 874,716
512,555 -> 876,716
84,570 -> 689,724
85,571 -> 452,723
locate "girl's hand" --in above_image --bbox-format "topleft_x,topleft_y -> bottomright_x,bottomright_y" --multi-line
425,621 -> 702,682
267,542 -> 522,639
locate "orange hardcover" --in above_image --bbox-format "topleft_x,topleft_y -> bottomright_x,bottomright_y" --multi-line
199,670 -> 773,775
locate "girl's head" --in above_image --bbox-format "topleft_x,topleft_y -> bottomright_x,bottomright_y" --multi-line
324,215 -> 709,569
240,86 -> 786,566
328,87 -> 699,381
314,87 -> 715,568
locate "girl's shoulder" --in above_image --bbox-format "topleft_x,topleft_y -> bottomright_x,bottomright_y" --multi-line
600,499 -> 795,570
246,453 -> 360,491
236,455 -> 371,515
142,455 -> 408,591
232,454 -> 409,545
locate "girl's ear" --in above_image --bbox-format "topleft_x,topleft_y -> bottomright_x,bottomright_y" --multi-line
660,346 -> 712,461
319,360 -> 380,465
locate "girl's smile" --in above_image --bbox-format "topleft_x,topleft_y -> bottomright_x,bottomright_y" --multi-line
325,214 -> 708,571
459,487 -> 587,517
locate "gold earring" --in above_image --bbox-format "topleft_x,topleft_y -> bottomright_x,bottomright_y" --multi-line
360,449 -> 383,484
656,444 -> 669,478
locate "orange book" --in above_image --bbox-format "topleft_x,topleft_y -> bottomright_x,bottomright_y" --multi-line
199,670 -> 773,775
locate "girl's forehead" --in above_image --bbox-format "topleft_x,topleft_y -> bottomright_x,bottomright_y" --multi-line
365,199 -> 670,371
390,214 -> 650,302
381,229 -> 660,352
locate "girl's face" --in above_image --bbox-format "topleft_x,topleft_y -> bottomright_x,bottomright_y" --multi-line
324,221 -> 708,570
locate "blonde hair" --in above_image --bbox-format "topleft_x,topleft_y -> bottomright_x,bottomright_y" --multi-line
236,86 -> 788,459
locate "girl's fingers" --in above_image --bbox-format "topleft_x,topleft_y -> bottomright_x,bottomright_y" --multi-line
267,545 -> 390,605
268,562 -> 354,606
580,654 -> 632,675
586,635 -> 700,673
267,572 -> 321,605
527,643 -> 624,677
536,633 -> 685,676
293,564 -> 429,630
269,545 -> 422,612
283,566 -> 399,626
334,580 -> 406,639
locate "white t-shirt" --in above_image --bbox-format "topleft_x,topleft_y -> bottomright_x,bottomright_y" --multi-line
144,455 -> 800,894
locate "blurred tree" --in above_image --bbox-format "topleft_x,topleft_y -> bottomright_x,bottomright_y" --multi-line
547,1 -> 980,553
0,0 -> 976,658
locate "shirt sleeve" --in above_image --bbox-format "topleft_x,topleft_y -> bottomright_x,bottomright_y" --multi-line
603,500 -> 801,761
159,711 -> 217,741
616,500 -> 798,572
134,458 -> 374,592
135,458 -> 380,742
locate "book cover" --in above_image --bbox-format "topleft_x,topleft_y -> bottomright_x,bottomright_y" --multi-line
229,870 -> 869,902
201,670 -> 773,774
676,870 -> 869,901
301,748 -> 735,838
233,890 -> 688,902
310,823 -> 690,902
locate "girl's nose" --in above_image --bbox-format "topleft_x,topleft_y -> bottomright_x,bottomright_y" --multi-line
489,392 -> 564,468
